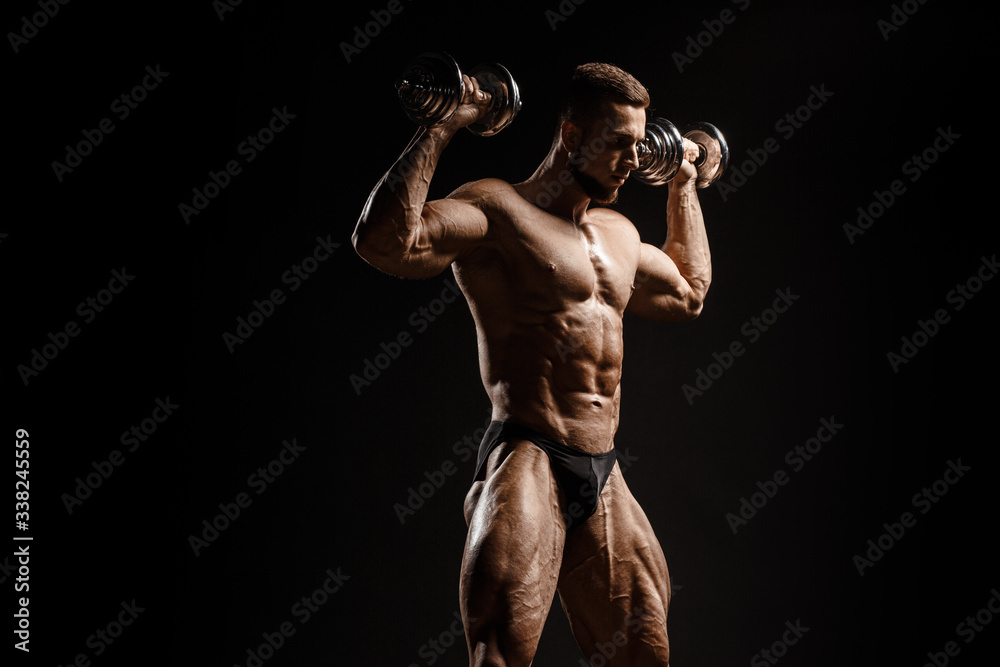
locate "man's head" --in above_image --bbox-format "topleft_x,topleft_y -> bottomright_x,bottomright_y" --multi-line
557,63 -> 650,130
556,63 -> 650,204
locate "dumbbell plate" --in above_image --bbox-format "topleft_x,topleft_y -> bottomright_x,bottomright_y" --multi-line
684,122 -> 729,188
395,51 -> 464,127
468,62 -> 521,136
635,117 -> 684,186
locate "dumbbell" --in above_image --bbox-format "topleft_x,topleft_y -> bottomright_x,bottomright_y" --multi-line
394,51 -> 522,137
634,118 -> 729,188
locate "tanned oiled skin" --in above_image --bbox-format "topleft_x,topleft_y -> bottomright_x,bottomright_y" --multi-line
355,74 -> 709,666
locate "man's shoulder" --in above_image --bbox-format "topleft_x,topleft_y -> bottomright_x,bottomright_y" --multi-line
444,179 -> 528,232
446,177 -> 518,202
587,207 -> 641,238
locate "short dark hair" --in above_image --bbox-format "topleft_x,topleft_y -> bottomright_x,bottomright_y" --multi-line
557,62 -> 650,128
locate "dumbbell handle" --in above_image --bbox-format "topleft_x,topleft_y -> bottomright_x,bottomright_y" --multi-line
395,76 -> 447,102
684,122 -> 728,188
396,76 -> 495,109
651,138 -> 703,165
395,78 -> 418,93
395,52 -> 520,137
692,143 -> 709,168
636,119 -> 728,188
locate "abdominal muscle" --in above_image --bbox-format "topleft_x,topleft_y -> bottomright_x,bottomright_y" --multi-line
449,180 -> 638,456
473,293 -> 625,455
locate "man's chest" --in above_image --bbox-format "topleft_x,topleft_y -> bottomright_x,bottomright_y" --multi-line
502,213 -> 638,313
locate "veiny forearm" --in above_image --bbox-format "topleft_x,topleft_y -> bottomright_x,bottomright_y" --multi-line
663,181 -> 712,304
353,125 -> 455,259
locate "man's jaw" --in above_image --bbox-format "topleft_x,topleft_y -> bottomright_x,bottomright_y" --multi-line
570,163 -> 623,205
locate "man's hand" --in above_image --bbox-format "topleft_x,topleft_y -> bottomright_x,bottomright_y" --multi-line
438,74 -> 494,133
671,138 -> 702,186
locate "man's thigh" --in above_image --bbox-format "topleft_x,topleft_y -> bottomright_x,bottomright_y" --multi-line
557,462 -> 671,666
460,440 -> 568,666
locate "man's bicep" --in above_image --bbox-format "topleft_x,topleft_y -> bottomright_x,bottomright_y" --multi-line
626,243 -> 699,321
402,196 -> 489,277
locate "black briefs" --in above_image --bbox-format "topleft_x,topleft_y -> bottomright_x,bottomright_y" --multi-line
473,421 -> 618,530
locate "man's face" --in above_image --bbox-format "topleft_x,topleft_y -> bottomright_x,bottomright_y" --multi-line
567,100 -> 646,205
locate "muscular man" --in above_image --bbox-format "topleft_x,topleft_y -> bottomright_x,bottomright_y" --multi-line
354,62 -> 710,666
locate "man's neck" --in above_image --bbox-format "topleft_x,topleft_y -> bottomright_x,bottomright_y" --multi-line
515,148 -> 592,224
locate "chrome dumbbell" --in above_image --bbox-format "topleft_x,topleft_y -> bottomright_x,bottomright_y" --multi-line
394,51 -> 522,137
634,118 -> 729,188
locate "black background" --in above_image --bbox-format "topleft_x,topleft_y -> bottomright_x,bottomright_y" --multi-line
7,0 -> 997,665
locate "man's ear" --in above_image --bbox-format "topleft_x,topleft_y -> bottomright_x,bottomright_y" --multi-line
560,120 -> 582,154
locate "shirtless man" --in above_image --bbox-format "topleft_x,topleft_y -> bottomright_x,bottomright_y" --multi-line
353,62 -> 710,666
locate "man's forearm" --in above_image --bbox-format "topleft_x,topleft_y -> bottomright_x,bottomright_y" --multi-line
663,180 -> 712,304
353,125 -> 455,258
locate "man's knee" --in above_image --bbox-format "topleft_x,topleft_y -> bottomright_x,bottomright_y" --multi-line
467,624 -> 537,667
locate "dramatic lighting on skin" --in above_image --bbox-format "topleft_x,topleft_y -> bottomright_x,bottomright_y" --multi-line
568,149 -> 620,205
